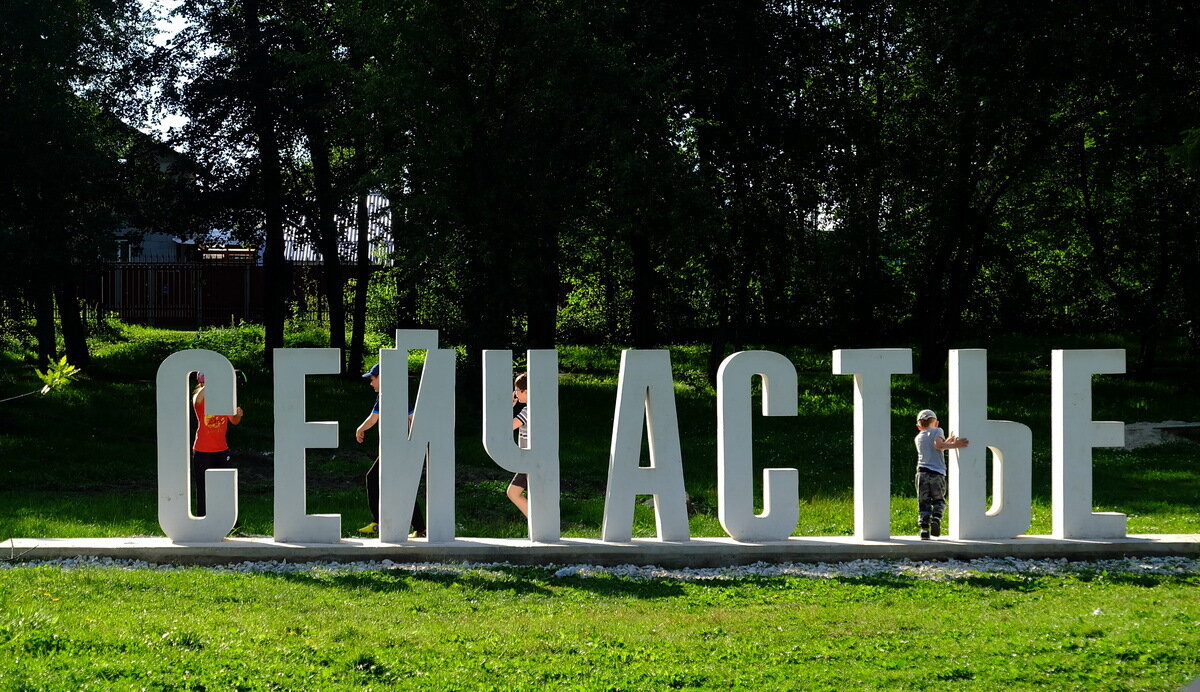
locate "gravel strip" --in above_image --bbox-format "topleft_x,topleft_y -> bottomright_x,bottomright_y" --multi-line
2,555 -> 1197,581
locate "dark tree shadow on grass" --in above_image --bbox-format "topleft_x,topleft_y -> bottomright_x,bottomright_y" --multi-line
830,573 -> 917,589
959,574 -> 1046,592
832,572 -> 1047,592
266,568 -> 555,597
548,576 -> 686,599
1068,571 -> 1199,588
263,565 -> 689,599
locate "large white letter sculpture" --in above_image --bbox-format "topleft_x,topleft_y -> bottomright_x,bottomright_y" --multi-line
157,349 -> 238,542
832,349 -> 911,541
601,350 -> 690,542
717,351 -> 799,541
948,349 -> 1033,539
483,349 -> 560,542
274,348 -> 341,543
1052,349 -> 1127,539
378,330 -> 456,543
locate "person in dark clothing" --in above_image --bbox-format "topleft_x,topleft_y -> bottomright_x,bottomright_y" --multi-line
355,363 -> 425,537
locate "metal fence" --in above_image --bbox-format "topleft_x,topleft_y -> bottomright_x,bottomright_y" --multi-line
83,262 -> 396,333
85,262 -> 264,329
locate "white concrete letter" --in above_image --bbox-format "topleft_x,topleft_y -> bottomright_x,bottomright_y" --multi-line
156,349 -> 238,542
1052,349 -> 1127,538
717,351 -> 799,542
948,349 -> 1033,539
273,348 -> 341,543
483,349 -> 561,542
601,350 -> 690,543
832,348 -> 911,541
378,330 -> 456,543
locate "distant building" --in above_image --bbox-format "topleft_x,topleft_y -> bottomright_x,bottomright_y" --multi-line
111,191 -> 393,266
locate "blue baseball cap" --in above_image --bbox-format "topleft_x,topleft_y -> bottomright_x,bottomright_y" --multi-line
362,363 -> 380,379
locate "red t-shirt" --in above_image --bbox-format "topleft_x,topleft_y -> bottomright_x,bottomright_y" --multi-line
193,398 -> 231,452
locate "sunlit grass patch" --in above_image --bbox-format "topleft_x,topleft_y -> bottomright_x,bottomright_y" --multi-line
0,564 -> 1197,689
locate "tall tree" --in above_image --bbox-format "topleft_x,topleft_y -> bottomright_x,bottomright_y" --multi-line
0,0 -> 153,369
166,0 -> 298,369
887,2 -> 1084,380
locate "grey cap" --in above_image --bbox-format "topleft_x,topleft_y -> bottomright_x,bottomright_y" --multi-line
916,409 -> 937,421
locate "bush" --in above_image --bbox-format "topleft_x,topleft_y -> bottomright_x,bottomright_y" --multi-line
190,324 -> 267,375
90,326 -> 190,380
87,318 -> 403,379
283,323 -> 329,349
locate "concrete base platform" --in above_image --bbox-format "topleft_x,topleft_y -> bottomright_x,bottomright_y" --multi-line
6,534 -> 1199,567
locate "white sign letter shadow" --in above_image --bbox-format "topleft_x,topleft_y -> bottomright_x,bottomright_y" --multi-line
717,351 -> 799,542
832,349 -> 911,541
948,349 -> 1032,539
1052,349 -> 1127,539
483,349 -> 560,542
273,348 -> 341,543
601,350 -> 690,543
378,330 -> 456,543
157,349 -> 238,542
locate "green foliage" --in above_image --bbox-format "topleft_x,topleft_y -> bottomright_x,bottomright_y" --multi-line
0,356 -> 82,404
88,323 -> 192,380
5,0 -> 1200,386
35,356 -> 80,394
282,322 -> 331,349
1168,128 -> 1200,171
89,320 -> 289,378
190,324 -> 267,375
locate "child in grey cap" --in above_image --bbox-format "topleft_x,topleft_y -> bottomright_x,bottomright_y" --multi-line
914,409 -> 969,539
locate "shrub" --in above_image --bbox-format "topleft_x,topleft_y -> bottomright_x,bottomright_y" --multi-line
91,329 -> 190,379
190,324 -> 267,375
283,323 -> 329,349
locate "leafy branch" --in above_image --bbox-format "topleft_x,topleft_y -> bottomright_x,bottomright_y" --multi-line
0,357 -> 81,404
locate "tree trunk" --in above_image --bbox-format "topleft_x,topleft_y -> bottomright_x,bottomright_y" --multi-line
458,145 -> 512,402
1134,157 -> 1175,379
629,221 -> 656,349
387,187 -> 418,328
526,224 -> 559,349
707,315 -> 729,389
917,104 -> 979,382
348,188 -> 371,373
306,126 -> 346,358
54,269 -> 91,369
1179,215 -> 1200,358
31,277 -> 56,368
245,0 -> 286,370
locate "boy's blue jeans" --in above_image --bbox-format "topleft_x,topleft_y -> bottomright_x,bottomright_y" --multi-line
915,468 -> 947,527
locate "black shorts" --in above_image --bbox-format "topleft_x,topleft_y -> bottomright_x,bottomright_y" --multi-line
510,473 -> 528,490
192,450 -> 232,469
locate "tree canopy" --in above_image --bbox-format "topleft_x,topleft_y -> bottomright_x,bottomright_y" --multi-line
3,0 -> 1198,379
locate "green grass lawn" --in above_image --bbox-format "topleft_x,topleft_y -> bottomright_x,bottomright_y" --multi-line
2,325 -> 1199,689
1,563 -> 1198,690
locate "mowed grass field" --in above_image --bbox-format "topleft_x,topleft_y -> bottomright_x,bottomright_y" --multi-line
3,562 -> 1199,690
1,324 -> 1198,689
